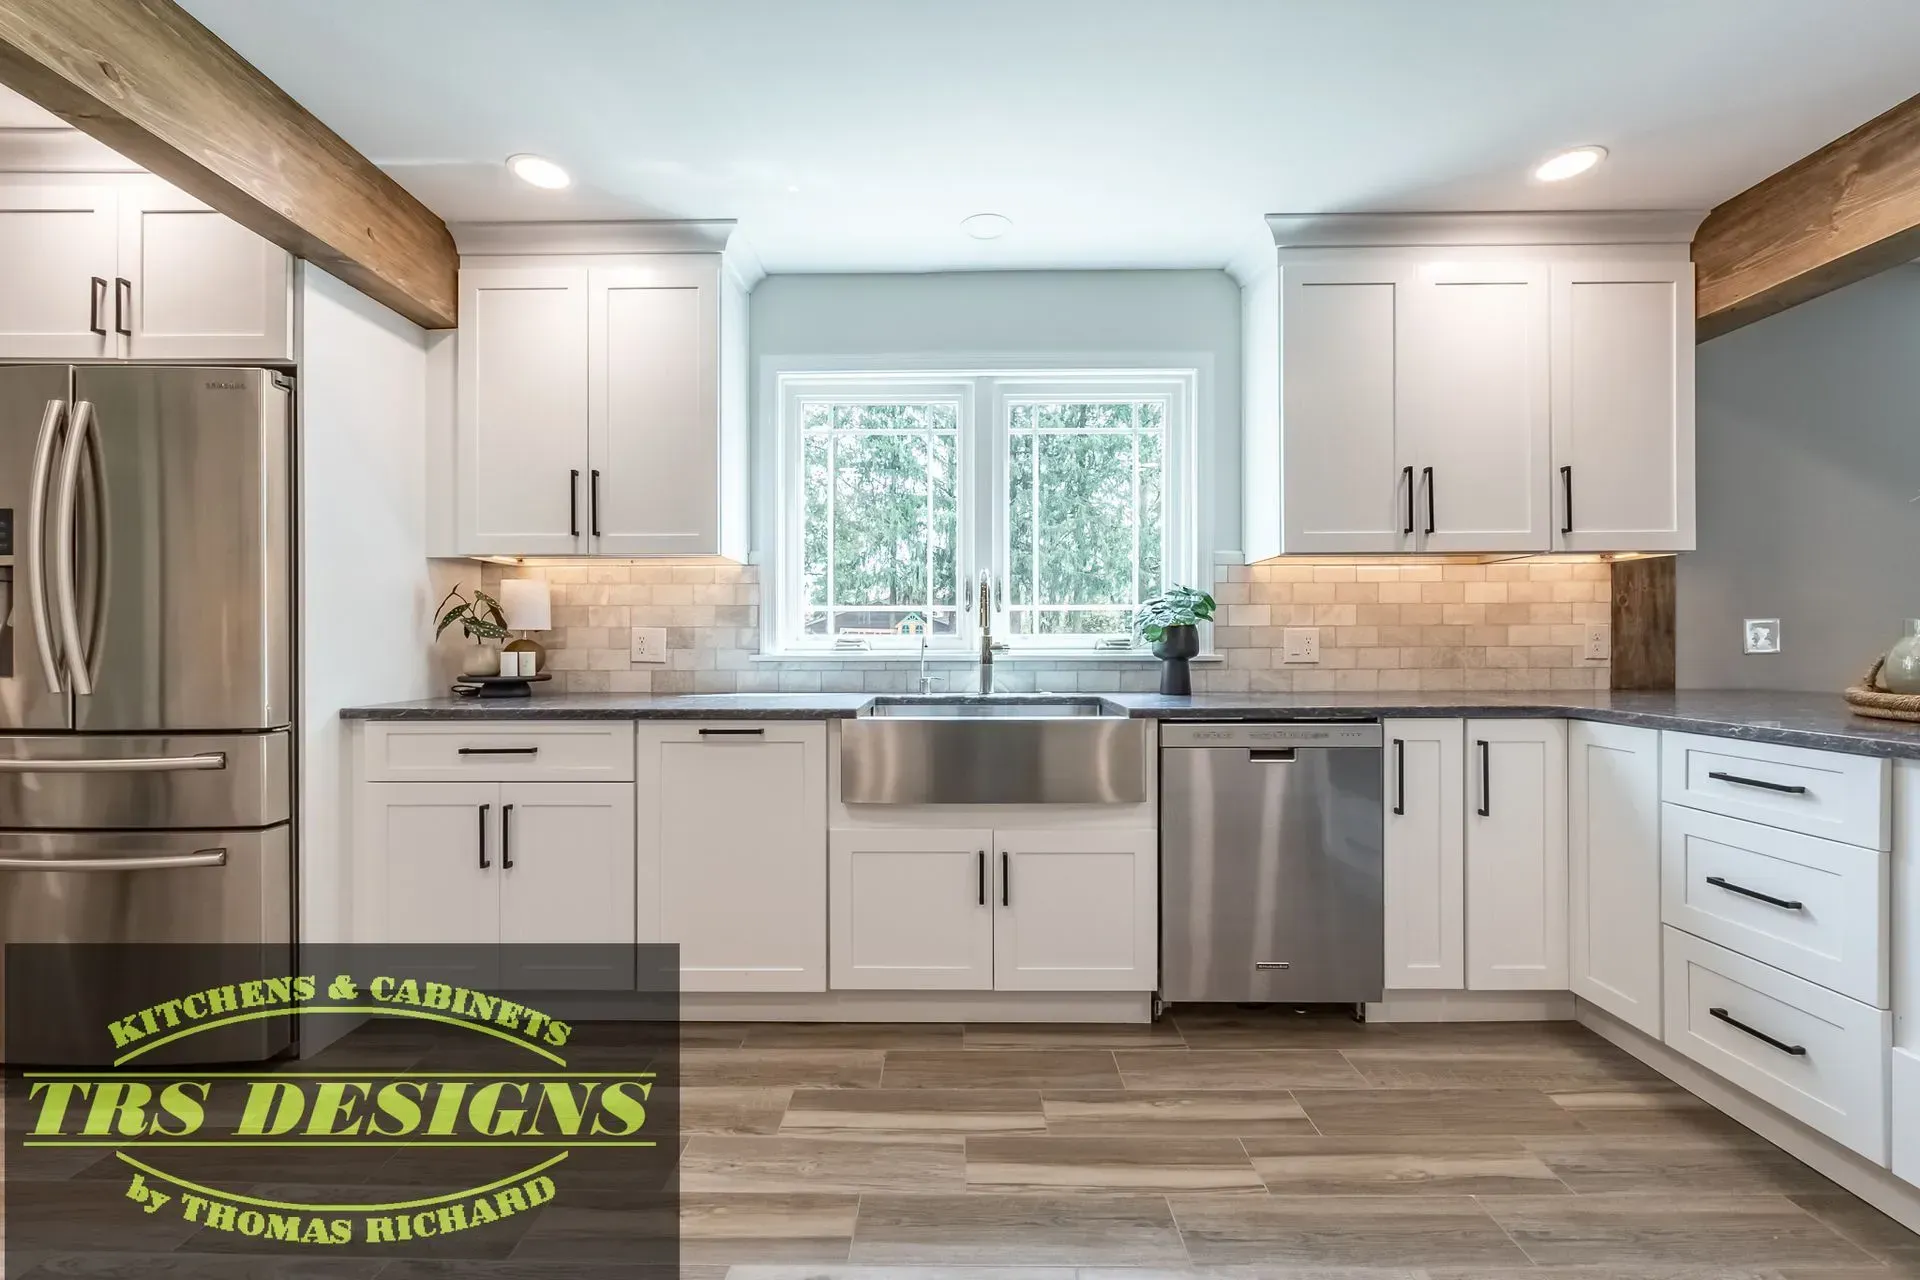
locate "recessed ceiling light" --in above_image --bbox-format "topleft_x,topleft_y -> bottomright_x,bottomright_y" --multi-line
961,212 -> 1012,240
507,153 -> 571,190
1533,145 -> 1607,183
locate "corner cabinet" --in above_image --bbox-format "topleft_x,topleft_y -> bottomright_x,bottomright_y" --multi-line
452,243 -> 749,558
1568,720 -> 1662,1034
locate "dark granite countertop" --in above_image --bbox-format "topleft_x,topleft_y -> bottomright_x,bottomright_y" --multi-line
339,689 -> 1920,760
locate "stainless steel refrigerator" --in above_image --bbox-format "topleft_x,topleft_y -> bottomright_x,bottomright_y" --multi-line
0,365 -> 294,1060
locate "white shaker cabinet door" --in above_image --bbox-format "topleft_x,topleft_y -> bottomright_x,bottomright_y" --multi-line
1384,718 -> 1465,990
497,782 -> 637,990
118,177 -> 292,361
1568,720 -> 1663,1034
360,782 -> 502,989
640,723 -> 827,992
1466,719 -> 1569,989
1402,262 -> 1552,553
0,183 -> 118,359
830,827 -> 995,991
993,827 -> 1157,992
457,265 -> 590,555
1551,259 -> 1695,551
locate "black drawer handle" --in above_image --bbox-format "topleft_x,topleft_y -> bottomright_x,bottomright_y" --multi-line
977,850 -> 986,906
1708,770 -> 1808,796
1001,851 -> 1010,907
1422,466 -> 1435,535
114,277 -> 132,337
1476,739 -> 1490,818
570,469 -> 580,538
1709,1006 -> 1806,1057
591,468 -> 602,538
458,747 -> 539,756
698,727 -> 765,736
477,803 -> 490,870
1402,465 -> 1414,536
89,276 -> 108,336
1560,465 -> 1574,536
1706,875 -> 1803,911
1392,738 -> 1405,816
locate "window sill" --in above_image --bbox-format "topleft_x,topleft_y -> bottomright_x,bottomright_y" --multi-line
753,650 -> 1223,665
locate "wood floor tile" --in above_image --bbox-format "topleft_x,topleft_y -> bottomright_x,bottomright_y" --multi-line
1787,1190 -> 1920,1259
1113,1049 -> 1365,1090
1479,1192 -> 1879,1267
681,1048 -> 885,1088
676,1086 -> 794,1135
678,1191 -> 860,1263
1170,1193 -> 1529,1267
964,1022 -> 1187,1049
673,1022 -> 753,1049
1292,1087 -> 1588,1135
8,1256 -> 386,1279
1168,1007 -> 1401,1048
880,1050 -> 1123,1090
850,1193 -> 1188,1265
1547,1084 -> 1750,1136
782,1088 -> 1047,1139
730,1268 -> 1075,1280
1040,1089 -> 1315,1136
678,1135 -> 965,1193
966,1135 -> 1264,1194
1242,1134 -> 1568,1195
743,1022 -> 965,1049
1376,1019 -> 1605,1050
1522,1134 -> 1839,1194
1341,1045 -> 1663,1090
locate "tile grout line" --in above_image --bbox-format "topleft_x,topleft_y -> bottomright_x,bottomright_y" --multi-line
1472,1190 -> 1546,1267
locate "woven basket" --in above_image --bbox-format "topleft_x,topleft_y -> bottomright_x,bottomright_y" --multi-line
1845,656 -> 1920,722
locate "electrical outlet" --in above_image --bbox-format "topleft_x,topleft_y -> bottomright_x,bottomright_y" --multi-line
1584,623 -> 1610,661
1282,627 -> 1320,664
630,627 -> 668,664
1744,619 -> 1781,655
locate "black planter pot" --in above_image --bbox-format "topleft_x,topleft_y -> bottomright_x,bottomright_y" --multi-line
1152,623 -> 1200,696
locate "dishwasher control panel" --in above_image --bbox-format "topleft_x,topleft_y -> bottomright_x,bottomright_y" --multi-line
1161,721 -> 1382,749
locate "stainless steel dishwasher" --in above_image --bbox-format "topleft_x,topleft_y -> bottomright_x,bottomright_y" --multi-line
1160,722 -> 1384,1004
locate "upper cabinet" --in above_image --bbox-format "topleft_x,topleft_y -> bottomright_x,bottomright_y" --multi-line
444,223 -> 753,559
1244,213 -> 1699,558
0,175 -> 291,362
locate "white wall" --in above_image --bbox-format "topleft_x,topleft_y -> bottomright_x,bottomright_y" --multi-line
749,270 -> 1244,562
298,265 -> 440,943
1678,266 -> 1920,691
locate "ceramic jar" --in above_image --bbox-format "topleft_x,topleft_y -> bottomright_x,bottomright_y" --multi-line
1883,620 -> 1920,694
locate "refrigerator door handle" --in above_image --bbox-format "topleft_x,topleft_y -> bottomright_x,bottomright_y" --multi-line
77,409 -> 108,686
25,398 -> 65,693
52,399 -> 94,694
0,752 -> 226,773
0,850 -> 226,872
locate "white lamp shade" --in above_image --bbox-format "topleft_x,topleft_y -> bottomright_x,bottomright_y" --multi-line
498,577 -> 552,631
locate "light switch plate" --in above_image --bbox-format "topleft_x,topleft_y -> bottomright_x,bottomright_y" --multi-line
1744,618 -> 1781,655
1282,627 -> 1320,664
631,627 -> 669,664
1584,623 -> 1610,661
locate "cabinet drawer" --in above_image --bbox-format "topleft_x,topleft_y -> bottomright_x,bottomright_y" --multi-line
362,722 -> 634,782
1662,927 -> 1889,1163
1893,1048 -> 1920,1188
1661,804 -> 1887,1006
1661,731 -> 1888,850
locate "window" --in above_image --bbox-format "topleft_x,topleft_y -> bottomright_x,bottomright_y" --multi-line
773,370 -> 1195,655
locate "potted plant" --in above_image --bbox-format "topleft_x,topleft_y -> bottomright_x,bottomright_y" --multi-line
435,585 -> 511,677
1135,585 -> 1215,696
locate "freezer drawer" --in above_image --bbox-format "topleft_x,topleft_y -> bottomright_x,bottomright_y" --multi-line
0,730 -> 289,828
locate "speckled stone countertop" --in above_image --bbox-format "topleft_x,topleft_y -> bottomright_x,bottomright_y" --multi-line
340,689 -> 1920,760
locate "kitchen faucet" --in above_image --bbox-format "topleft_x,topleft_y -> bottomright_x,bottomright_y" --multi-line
977,571 -> 994,694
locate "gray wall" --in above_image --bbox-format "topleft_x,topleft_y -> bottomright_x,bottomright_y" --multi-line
1678,265 -> 1920,691
748,270 -> 1243,561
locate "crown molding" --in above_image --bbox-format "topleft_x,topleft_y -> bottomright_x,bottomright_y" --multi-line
1265,210 -> 1707,248
452,218 -> 741,258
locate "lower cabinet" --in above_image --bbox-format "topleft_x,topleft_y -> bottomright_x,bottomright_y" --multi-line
1466,718 -> 1569,990
638,723 -> 827,993
1568,720 -> 1663,1035
830,825 -> 1157,992
1384,718 -> 1465,989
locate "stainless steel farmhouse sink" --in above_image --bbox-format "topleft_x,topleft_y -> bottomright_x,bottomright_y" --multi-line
841,696 -> 1147,804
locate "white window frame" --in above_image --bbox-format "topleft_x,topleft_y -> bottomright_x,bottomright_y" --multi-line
767,366 -> 1200,658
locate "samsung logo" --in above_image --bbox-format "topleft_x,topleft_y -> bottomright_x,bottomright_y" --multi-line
205,380 -> 249,391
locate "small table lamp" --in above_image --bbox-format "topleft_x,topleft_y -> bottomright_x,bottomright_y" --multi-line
499,577 -> 553,675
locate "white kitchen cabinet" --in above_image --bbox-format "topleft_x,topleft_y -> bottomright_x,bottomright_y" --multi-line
117,177 -> 291,361
497,782 -> 636,989
638,723 -> 827,992
1550,260 -> 1695,551
1403,262 -> 1552,553
1384,718 -> 1465,989
830,827 -> 994,990
993,828 -> 1158,992
1568,721 -> 1662,1034
0,182 -> 117,358
362,782 -> 504,989
457,264 -> 591,555
1466,718 -> 1569,990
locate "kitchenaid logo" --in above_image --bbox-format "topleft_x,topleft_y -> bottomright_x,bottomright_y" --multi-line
22,971 -> 655,1248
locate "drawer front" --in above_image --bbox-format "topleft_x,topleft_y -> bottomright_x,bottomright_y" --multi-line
1662,927 -> 1889,1163
1660,731 -> 1889,850
1894,1048 -> 1920,1188
363,722 -> 635,782
1661,804 -> 1887,1006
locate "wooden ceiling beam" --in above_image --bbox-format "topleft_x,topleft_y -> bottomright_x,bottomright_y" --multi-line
1693,91 -> 1920,342
0,0 -> 456,328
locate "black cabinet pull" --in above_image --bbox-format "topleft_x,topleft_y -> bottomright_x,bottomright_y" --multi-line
698,727 -> 765,736
501,804 -> 514,870
457,746 -> 539,756
1560,465 -> 1574,536
89,277 -> 108,336
1422,466 -> 1435,535
1709,1006 -> 1806,1057
113,277 -> 132,337
977,850 -> 986,906
569,470 -> 581,538
1706,875 -> 1803,911
1402,465 -> 1414,536
1392,738 -> 1406,816
477,803 -> 491,870
1001,852 -> 1010,907
1476,739 -> 1491,818
1707,770 -> 1808,796
590,469 -> 602,537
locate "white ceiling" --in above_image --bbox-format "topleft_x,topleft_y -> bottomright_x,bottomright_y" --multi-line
157,1 -> 1920,273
